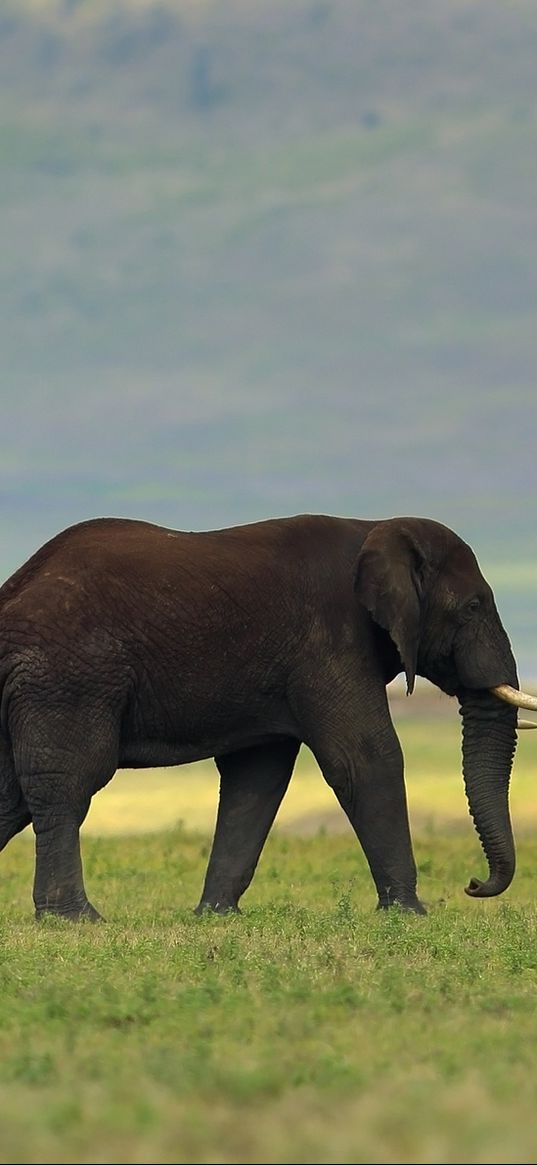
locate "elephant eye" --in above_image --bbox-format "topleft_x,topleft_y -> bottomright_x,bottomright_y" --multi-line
466,597 -> 481,614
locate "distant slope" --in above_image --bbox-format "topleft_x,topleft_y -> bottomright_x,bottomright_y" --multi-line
1,1 -> 536,674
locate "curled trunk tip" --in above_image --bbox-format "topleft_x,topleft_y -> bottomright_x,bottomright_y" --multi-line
465,867 -> 515,899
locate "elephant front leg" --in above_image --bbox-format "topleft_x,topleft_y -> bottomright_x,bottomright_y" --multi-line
195,736 -> 300,915
314,728 -> 426,914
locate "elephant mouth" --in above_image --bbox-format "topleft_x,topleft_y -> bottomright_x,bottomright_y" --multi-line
492,684 -> 537,729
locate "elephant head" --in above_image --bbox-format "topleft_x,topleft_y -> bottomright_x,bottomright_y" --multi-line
355,517 -> 536,901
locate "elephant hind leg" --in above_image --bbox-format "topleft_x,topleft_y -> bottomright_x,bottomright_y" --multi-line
32,817 -> 103,922
13,707 -> 118,921
195,736 -> 300,915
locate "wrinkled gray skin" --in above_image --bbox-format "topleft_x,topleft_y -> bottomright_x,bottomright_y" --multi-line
0,514 -> 519,921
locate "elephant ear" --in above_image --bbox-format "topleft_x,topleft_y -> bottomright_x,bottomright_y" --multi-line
354,520 -> 429,695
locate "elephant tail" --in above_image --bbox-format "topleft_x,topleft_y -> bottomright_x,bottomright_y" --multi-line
0,658 -> 12,740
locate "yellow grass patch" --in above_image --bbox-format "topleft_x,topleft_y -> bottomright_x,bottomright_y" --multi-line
80,719 -> 537,838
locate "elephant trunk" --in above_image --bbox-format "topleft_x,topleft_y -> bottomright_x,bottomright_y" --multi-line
459,690 -> 517,898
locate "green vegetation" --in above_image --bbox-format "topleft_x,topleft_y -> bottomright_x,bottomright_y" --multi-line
1,714 -> 537,1164
3,829 -> 537,1164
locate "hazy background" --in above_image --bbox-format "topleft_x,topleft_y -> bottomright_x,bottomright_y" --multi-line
1,0 -> 536,677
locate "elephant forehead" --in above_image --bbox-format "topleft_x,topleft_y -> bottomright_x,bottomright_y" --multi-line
436,542 -> 491,602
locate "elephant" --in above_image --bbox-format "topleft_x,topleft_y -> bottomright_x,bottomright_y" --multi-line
0,512 -> 535,922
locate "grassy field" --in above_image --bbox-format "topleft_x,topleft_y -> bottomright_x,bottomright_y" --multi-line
1,715 -> 537,1163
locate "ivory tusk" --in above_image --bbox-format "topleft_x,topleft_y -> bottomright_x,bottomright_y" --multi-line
492,684 -> 537,711
518,719 -> 537,730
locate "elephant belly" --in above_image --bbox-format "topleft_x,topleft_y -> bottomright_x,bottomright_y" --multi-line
119,727 -> 296,769
119,671 -> 299,767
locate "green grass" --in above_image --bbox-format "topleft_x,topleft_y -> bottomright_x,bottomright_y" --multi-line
2,714 -> 537,1164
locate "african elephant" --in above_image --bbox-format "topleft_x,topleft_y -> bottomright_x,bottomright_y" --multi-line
0,513 -> 535,921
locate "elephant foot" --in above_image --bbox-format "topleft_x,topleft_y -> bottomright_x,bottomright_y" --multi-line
194,900 -> 241,917
376,896 -> 427,915
35,900 -> 104,923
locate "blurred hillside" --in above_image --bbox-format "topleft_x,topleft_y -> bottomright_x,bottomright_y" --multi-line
1,0 -> 536,674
